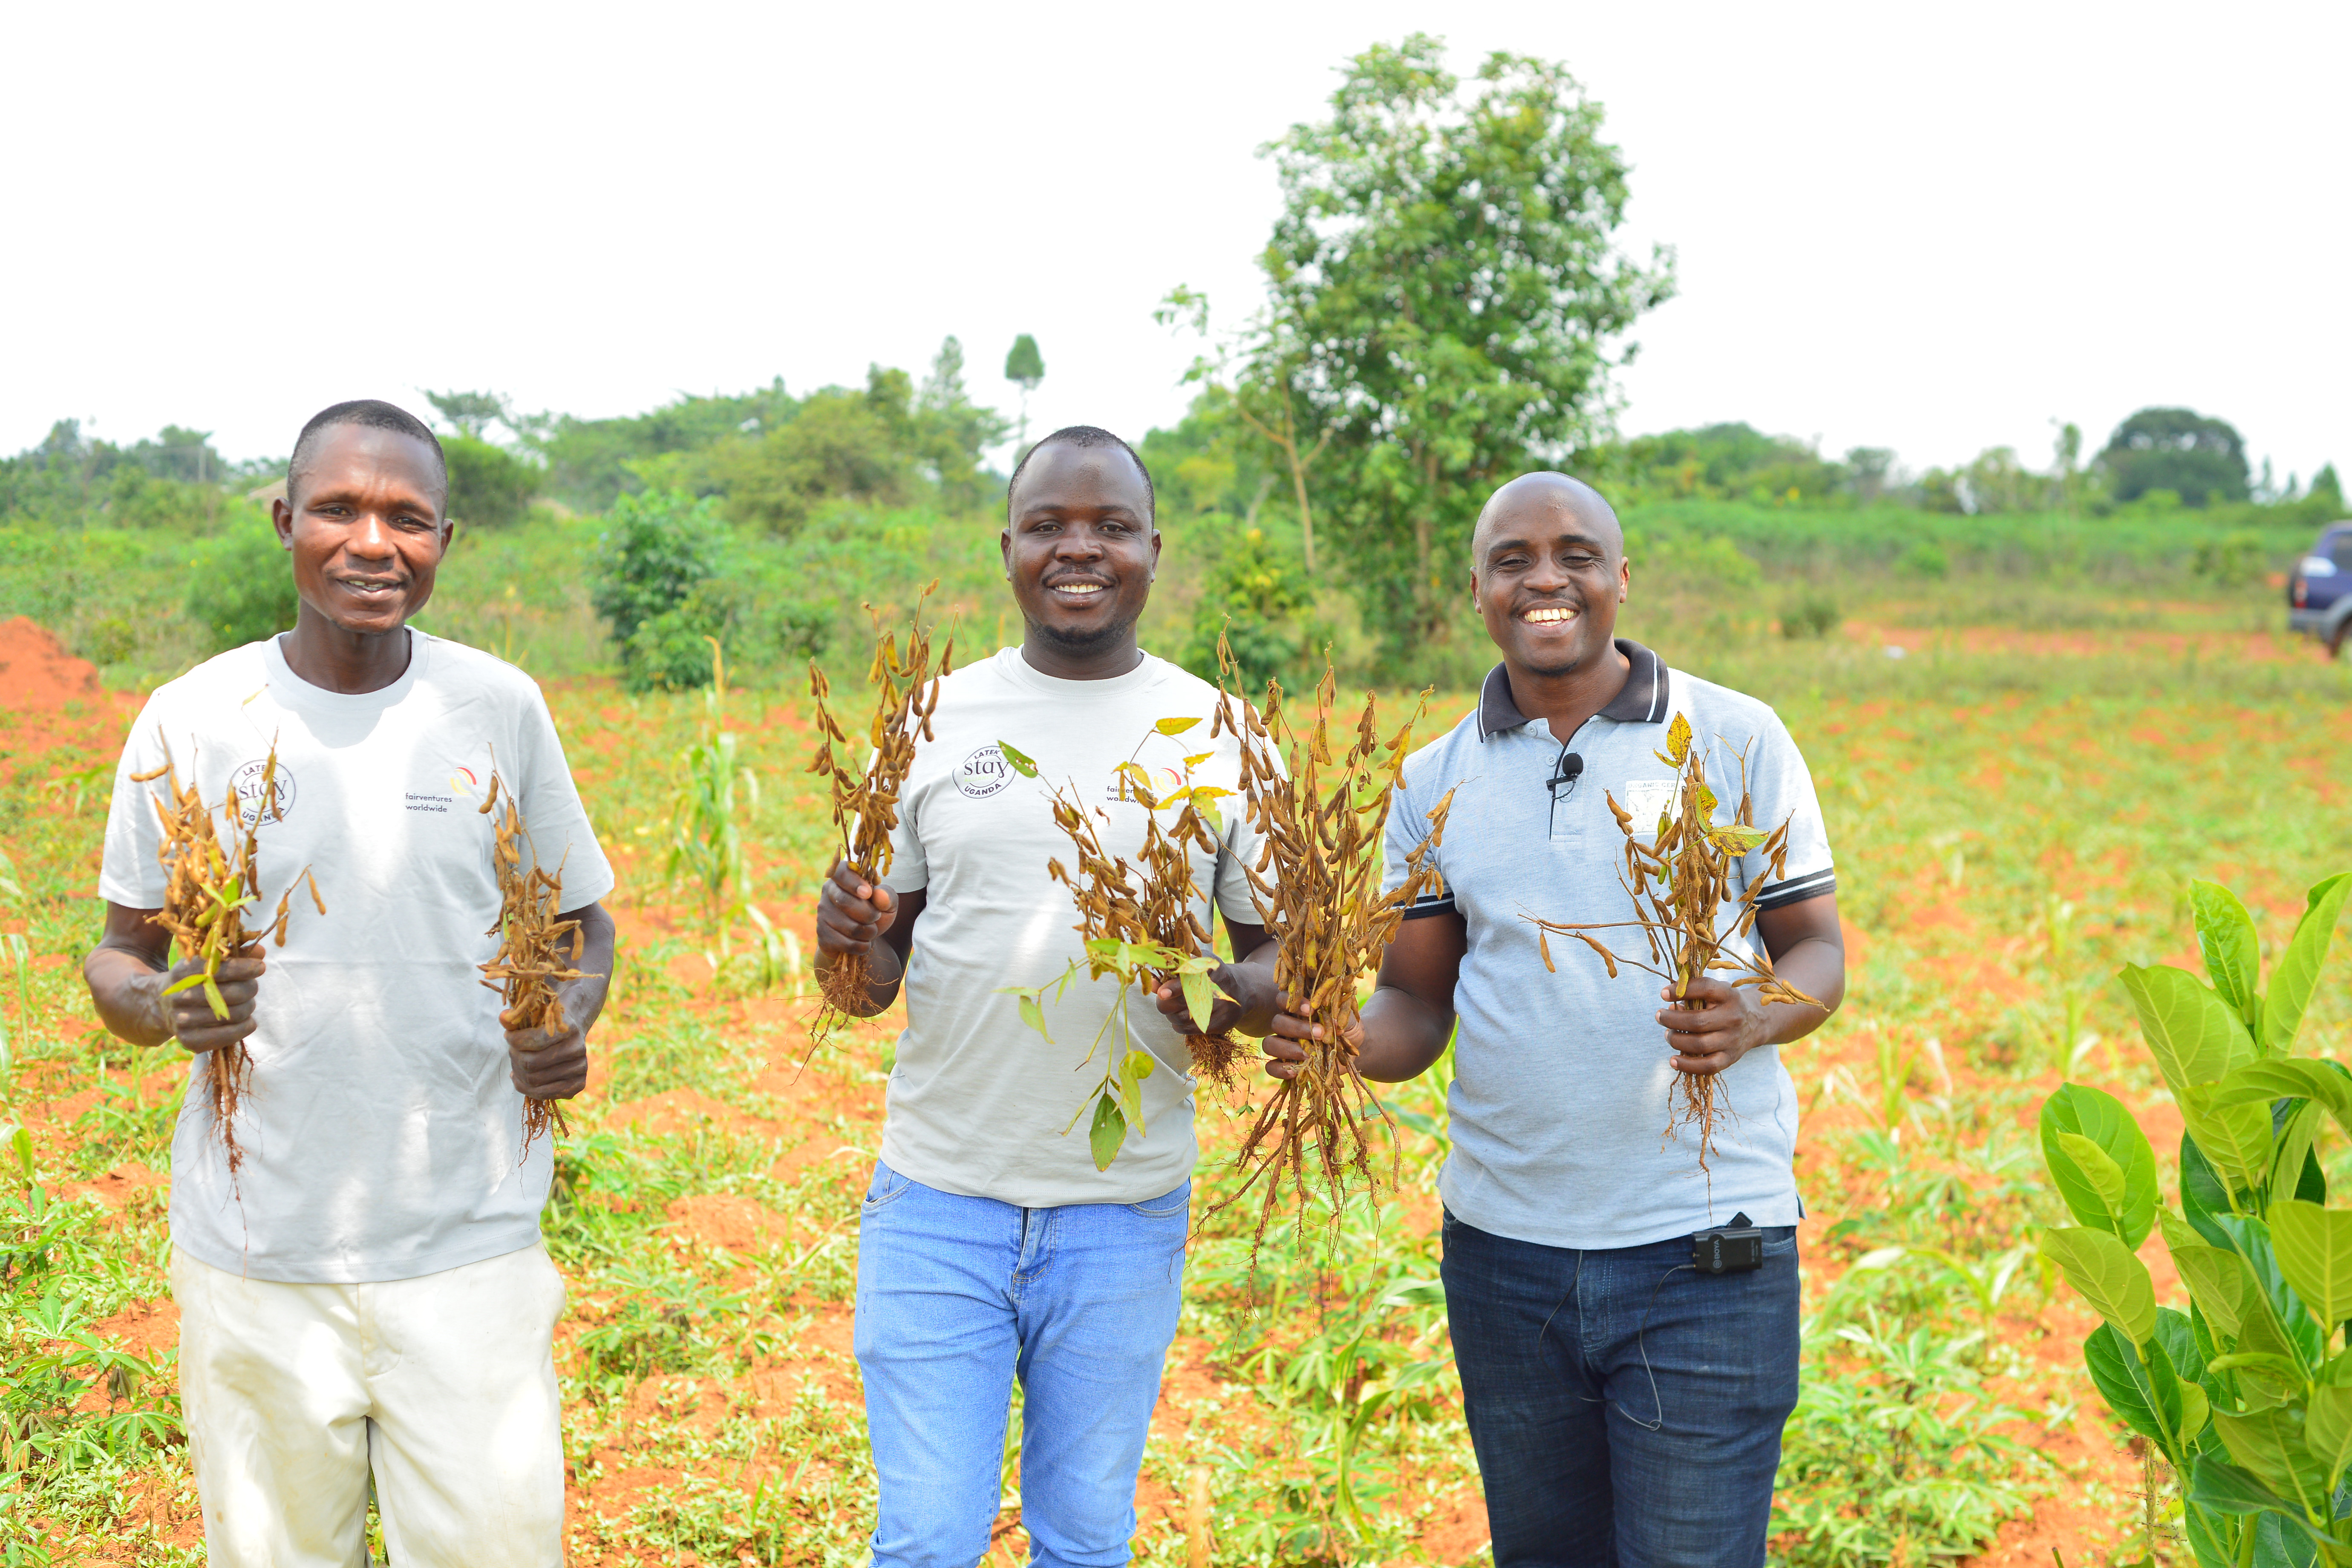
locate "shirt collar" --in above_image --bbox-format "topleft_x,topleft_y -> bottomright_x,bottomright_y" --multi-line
1475,640 -> 1670,741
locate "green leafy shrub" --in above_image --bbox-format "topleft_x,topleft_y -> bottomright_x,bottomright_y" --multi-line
1899,542 -> 1950,578
2193,530 -> 2269,587
1781,593 -> 1842,640
1183,517 -> 1311,693
443,434 -> 538,529
187,516 -> 298,651
2036,873 -> 2352,1563
591,490 -> 724,690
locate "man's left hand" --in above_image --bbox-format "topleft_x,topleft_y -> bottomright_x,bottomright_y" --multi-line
1154,959 -> 1278,1042
505,983 -> 593,1100
1657,976 -> 1770,1077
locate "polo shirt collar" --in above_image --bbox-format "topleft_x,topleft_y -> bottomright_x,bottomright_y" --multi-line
1474,640 -> 1671,741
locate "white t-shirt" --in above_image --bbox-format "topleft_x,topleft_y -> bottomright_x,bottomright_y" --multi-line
97,631 -> 614,1284
879,647 -> 1266,1207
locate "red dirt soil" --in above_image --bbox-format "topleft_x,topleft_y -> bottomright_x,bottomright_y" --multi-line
0,617 -> 105,713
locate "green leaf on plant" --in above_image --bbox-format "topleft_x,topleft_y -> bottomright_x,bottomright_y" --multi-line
1155,716 -> 1203,735
1709,824 -> 1768,853
1179,967 -> 1215,1032
2265,1199 -> 2352,1333
2165,1235 -> 2248,1339
2084,1321 -> 2181,1453
997,741 -> 1039,779
2306,1384 -> 2352,1491
2040,1083 -> 2159,1248
2042,1225 -> 2158,1346
2264,873 -> 2352,1057
1117,1049 -> 1154,1136
2180,1082 -> 2275,1199
2210,1404 -> 2333,1520
2191,879 -> 2263,1035
992,986 -> 1052,1041
2185,1454 -> 2291,1517
2120,963 -> 2253,1100
1088,1094 -> 1127,1171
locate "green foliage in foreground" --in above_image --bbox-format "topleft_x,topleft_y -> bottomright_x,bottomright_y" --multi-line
2039,874 -> 2352,1563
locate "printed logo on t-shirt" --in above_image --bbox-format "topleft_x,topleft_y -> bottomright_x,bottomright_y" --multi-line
229,758 -> 297,829
955,745 -> 1014,799
1621,778 -> 1678,830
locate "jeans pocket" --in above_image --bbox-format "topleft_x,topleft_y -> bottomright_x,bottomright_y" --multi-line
1761,1225 -> 1798,1258
1127,1179 -> 1191,1220
862,1162 -> 913,1212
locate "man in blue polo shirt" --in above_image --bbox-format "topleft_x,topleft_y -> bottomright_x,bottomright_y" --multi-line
1266,471 -> 1844,1565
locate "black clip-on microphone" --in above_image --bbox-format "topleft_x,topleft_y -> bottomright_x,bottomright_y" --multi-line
1547,749 -> 1584,799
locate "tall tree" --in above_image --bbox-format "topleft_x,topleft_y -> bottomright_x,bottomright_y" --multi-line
1158,287 -> 1335,576
2097,406 -> 2249,507
1259,35 -> 1674,661
1003,335 -> 1044,451
425,390 -> 510,442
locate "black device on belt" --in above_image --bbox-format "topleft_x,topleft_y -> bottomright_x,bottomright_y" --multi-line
1691,1211 -> 1764,1274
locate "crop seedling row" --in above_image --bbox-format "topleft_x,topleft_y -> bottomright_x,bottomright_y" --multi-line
133,737 -> 322,1175
806,588 -> 949,1041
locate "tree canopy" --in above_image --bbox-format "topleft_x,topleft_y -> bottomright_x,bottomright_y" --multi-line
2098,406 -> 2249,507
1245,34 -> 1675,664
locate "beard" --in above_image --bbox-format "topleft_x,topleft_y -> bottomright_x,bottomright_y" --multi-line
1028,608 -> 1140,654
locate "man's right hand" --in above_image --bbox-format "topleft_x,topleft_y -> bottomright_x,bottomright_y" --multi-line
159,954 -> 264,1054
816,860 -> 898,960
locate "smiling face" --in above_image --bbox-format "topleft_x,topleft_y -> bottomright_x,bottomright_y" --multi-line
273,423 -> 453,638
1001,440 -> 1159,663
1468,473 -> 1630,678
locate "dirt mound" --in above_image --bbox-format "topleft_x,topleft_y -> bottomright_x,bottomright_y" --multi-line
0,618 -> 101,712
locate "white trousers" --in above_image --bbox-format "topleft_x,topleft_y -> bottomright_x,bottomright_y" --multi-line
171,1243 -> 567,1568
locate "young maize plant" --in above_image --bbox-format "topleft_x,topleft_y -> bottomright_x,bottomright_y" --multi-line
805,588 -> 950,1040
133,739 -> 322,1175
995,721 -> 1240,1172
1524,713 -> 1821,1176
1209,637 -> 1453,1248
477,769 -> 588,1158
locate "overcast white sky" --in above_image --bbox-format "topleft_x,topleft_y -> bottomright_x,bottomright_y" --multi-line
6,2 -> 2346,487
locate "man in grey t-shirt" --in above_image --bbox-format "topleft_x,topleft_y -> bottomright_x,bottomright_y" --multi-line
1267,473 -> 1845,1566
814,426 -> 1282,1567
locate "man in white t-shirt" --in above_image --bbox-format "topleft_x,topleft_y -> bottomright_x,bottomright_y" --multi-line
815,426 -> 1280,1567
84,400 -> 614,1568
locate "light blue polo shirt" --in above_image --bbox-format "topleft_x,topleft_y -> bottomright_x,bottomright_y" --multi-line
1381,640 -> 1836,1250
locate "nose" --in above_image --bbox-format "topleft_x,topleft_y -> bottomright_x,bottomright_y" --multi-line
347,510 -> 398,560
1054,525 -> 1106,562
1524,554 -> 1573,594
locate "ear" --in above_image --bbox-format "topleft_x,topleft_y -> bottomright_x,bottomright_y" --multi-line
1000,527 -> 1013,579
271,495 -> 296,550
1617,556 -> 1631,603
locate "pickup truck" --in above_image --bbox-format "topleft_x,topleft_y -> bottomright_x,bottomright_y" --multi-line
2288,522 -> 2352,655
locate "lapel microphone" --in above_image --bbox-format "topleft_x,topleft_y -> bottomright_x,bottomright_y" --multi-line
1548,748 -> 1584,799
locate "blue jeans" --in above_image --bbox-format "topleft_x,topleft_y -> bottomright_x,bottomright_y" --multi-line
853,1160 -> 1188,1568
1440,1210 -> 1800,1568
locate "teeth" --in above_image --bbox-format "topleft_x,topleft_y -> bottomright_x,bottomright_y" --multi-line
1524,606 -> 1577,623
1056,583 -> 1105,595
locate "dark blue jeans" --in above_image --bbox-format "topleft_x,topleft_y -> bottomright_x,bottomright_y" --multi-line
1440,1210 -> 1800,1568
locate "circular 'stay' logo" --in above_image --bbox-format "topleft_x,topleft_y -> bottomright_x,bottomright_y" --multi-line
230,758 -> 297,828
955,745 -> 1013,798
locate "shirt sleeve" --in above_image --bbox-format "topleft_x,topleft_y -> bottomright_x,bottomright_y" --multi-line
1382,751 -> 1455,921
98,694 -> 173,908
1740,712 -> 1835,911
512,683 -> 616,909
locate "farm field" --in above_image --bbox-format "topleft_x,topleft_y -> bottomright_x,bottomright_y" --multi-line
0,604 -> 2349,1566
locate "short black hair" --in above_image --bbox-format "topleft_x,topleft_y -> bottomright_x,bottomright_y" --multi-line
288,400 -> 449,504
1006,425 -> 1155,521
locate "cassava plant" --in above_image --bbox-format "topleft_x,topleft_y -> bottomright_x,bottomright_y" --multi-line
477,768 -> 591,1158
995,721 -> 1240,1172
1525,713 -> 1822,1176
2036,873 -> 2352,1565
805,588 -> 950,1039
1209,635 -> 1453,1247
133,738 -> 323,1174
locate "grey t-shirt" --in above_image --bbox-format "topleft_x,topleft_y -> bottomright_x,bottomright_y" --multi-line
879,648 -> 1266,1207
1382,644 -> 1836,1250
98,632 -> 615,1283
